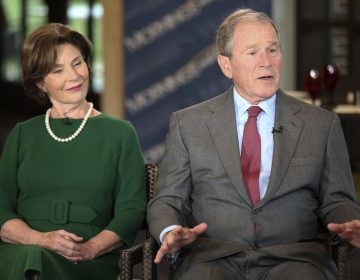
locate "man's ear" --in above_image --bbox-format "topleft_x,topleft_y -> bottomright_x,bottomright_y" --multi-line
217,55 -> 232,79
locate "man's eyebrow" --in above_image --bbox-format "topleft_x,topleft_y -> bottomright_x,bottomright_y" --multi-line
242,41 -> 279,51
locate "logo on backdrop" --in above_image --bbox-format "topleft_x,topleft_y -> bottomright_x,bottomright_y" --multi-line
124,0 -> 271,163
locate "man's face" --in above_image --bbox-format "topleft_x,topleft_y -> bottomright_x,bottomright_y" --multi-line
218,20 -> 282,104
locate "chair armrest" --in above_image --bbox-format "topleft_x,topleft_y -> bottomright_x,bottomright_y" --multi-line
142,237 -> 158,280
118,237 -> 158,280
119,242 -> 144,280
333,242 -> 352,280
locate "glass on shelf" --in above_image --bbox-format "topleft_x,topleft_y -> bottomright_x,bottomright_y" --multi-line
322,64 -> 339,106
305,69 -> 322,105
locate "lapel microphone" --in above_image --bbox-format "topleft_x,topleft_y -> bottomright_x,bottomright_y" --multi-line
62,117 -> 72,125
272,125 -> 283,134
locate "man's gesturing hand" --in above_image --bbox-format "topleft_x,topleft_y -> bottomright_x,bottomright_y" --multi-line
328,220 -> 360,248
154,223 -> 207,264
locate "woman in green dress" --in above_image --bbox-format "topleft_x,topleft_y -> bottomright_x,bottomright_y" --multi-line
0,23 -> 147,279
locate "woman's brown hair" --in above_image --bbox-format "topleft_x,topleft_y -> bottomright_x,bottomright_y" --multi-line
21,23 -> 93,104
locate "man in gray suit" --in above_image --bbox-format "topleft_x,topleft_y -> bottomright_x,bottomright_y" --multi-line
147,9 -> 360,279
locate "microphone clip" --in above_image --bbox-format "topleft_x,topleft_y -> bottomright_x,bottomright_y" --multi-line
272,125 -> 283,134
62,117 -> 72,125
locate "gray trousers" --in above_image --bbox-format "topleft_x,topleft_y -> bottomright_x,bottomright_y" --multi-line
171,250 -> 334,280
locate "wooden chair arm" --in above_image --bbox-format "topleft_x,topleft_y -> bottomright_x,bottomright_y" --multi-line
142,237 -> 158,280
119,242 -> 144,280
333,242 -> 352,280
118,237 -> 158,280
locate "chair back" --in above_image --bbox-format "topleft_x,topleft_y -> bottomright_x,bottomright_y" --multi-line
145,164 -> 159,201
142,164 -> 159,238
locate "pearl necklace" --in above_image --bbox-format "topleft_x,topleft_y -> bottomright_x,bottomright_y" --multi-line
45,102 -> 93,143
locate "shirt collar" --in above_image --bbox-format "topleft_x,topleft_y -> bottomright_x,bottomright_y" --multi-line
233,88 -> 277,120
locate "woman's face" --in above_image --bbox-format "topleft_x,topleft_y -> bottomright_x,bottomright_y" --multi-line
39,43 -> 89,107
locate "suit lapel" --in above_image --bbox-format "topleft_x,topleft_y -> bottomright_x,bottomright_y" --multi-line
206,89 -> 252,205
261,90 -> 304,204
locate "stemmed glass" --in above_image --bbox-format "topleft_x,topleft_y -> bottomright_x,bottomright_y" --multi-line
305,69 -> 322,105
322,64 -> 339,105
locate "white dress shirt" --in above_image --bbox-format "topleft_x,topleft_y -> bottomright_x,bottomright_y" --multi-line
233,88 -> 276,199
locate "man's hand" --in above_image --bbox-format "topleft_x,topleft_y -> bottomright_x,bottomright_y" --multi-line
328,220 -> 360,248
154,223 -> 207,264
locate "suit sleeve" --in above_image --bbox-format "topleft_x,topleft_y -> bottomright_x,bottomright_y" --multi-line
147,112 -> 193,243
319,113 -> 360,224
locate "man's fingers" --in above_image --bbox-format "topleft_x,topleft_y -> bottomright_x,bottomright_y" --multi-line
154,223 -> 208,264
171,225 -> 186,236
327,223 -> 347,234
154,244 -> 169,263
349,220 -> 360,230
154,250 -> 164,264
178,223 -> 208,241
168,223 -> 208,245
328,221 -> 360,234
173,223 -> 207,239
328,221 -> 360,248
327,223 -> 340,232
192,223 -> 208,234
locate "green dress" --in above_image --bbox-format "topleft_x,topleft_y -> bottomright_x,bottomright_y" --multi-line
0,114 -> 147,279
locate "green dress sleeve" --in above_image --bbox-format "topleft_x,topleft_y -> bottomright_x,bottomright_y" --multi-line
0,124 -> 23,227
105,121 -> 147,247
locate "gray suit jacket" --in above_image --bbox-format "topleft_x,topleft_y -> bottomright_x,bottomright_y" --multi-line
147,88 -> 360,278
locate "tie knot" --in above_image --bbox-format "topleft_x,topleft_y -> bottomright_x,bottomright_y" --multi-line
247,106 -> 262,118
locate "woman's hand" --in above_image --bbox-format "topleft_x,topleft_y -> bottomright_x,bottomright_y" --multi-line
77,230 -> 122,261
1,219 -> 121,262
43,230 -> 122,262
77,240 -> 98,261
41,230 -> 83,262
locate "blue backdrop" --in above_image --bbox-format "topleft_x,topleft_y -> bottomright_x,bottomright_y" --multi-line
124,0 -> 271,162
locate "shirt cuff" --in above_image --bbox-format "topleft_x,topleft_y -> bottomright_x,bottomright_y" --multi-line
159,225 -> 178,243
159,225 -> 180,264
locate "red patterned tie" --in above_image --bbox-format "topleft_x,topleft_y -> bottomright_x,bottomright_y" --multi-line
241,106 -> 262,206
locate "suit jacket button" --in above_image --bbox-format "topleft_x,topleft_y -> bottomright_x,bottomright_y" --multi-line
252,208 -> 262,214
